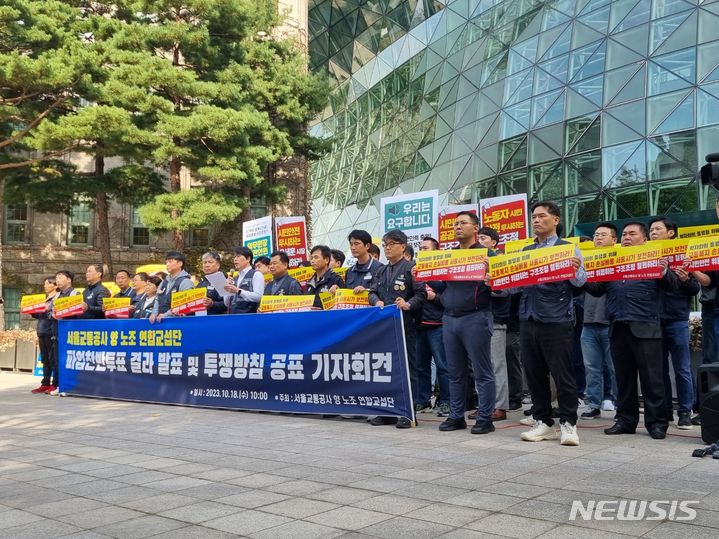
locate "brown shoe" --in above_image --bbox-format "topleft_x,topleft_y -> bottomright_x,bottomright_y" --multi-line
491,409 -> 507,421
467,409 -> 478,420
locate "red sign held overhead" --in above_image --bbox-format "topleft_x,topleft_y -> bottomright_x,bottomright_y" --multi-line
480,194 -> 529,248
275,216 -> 309,268
438,204 -> 479,250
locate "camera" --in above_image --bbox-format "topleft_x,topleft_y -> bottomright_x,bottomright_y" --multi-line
700,153 -> 719,190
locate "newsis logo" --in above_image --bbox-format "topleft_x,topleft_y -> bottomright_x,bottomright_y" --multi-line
569,500 -> 698,521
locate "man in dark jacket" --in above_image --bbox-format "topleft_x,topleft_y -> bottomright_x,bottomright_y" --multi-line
437,211 -> 496,435
416,237 -> 450,416
345,229 -> 384,291
81,264 -> 111,319
31,276 -> 59,394
649,217 -> 699,429
306,245 -> 344,308
50,270 -> 81,395
516,201 -> 584,446
196,252 -> 228,315
580,223 -> 618,420
586,222 -> 678,439
150,251 -> 195,323
368,229 -> 427,428
114,270 -> 136,300
264,251 -> 303,296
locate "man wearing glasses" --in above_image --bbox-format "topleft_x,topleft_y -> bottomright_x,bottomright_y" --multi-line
437,211 -> 497,435
579,223 -> 618,421
368,229 -> 427,428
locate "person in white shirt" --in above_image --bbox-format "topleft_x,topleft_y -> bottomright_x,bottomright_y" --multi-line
225,246 -> 265,313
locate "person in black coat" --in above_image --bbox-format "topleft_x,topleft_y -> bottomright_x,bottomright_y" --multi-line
306,245 -> 344,308
197,252 -> 228,315
31,277 -> 59,393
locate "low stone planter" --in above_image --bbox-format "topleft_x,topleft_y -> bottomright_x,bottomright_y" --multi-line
0,345 -> 14,370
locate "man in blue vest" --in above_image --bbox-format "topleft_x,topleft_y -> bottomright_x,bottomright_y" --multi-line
345,229 -> 383,292
307,245 -> 344,307
586,222 -> 677,439
149,251 -> 194,323
81,264 -> 111,319
517,201 -> 585,446
226,246 -> 265,314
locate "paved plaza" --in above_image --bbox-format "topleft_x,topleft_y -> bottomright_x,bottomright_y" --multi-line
1,372 -> 718,539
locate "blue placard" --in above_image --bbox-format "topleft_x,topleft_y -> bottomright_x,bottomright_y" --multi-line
58,306 -> 414,418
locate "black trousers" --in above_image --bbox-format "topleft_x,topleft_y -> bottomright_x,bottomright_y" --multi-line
609,323 -> 667,431
506,330 -> 523,405
520,320 -> 577,426
38,334 -> 57,386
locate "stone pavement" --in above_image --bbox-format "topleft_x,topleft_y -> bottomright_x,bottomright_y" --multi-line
1,372 -> 718,539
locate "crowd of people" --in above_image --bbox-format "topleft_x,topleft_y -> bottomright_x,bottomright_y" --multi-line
29,199 -> 719,447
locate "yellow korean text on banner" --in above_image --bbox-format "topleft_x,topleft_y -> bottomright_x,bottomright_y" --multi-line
686,236 -> 719,271
489,244 -> 576,290
171,288 -> 207,315
678,224 -> 719,239
259,295 -> 316,313
330,289 -> 370,310
319,292 -> 336,310
503,238 -> 535,254
333,266 -> 348,280
415,249 -> 489,281
20,294 -> 47,315
583,244 -> 663,281
648,239 -> 690,269
103,297 -> 132,319
288,266 -> 315,284
54,294 -> 84,318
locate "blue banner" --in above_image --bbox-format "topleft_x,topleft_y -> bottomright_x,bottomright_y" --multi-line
58,306 -> 414,419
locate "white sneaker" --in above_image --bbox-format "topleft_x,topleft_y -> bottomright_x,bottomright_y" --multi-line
559,422 -> 580,446
49,388 -> 59,396
520,420 -> 558,442
601,400 -> 615,411
520,417 -> 536,426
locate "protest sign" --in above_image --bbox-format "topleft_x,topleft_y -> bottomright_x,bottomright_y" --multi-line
415,249 -> 489,281
489,244 -> 576,290
438,204 -> 478,250
380,190 -> 439,252
276,216 -> 308,268
242,216 -> 273,258
479,193 -> 528,247
20,294 -> 47,315
103,297 -> 132,319
171,288 -> 207,315
54,295 -> 84,319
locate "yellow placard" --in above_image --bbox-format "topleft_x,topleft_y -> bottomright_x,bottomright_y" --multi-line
171,288 -> 207,309
503,238 -> 535,253
489,244 -> 575,280
330,289 -> 370,309
319,292 -> 335,310
103,297 -> 131,310
416,248 -> 489,271
264,272 -> 272,283
333,267 -> 348,280
289,266 -> 315,283
259,295 -> 316,313
582,246 -> 618,272
678,224 -> 719,239
135,264 -> 167,275
21,294 -> 46,308
686,236 -> 719,270
54,294 -> 83,311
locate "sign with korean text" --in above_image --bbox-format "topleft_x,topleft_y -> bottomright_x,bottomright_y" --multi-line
171,288 -> 207,315
438,204 -> 479,250
489,244 -> 576,290
678,224 -> 719,239
275,216 -> 308,268
479,193 -> 528,247
581,245 -> 663,282
259,295 -> 316,313
328,289 -> 370,310
54,294 -> 84,319
648,239 -> 690,269
288,266 -> 315,285
103,297 -> 132,319
380,190 -> 439,252
58,307 -> 414,419
242,216 -> 273,258
21,294 -> 47,315
415,248 -> 489,281
333,266 -> 348,280
504,237 -> 535,253
686,236 -> 719,272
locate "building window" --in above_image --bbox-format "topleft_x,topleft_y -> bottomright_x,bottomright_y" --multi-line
131,207 -> 150,246
189,228 -> 209,247
3,287 -> 21,329
4,204 -> 28,244
68,202 -> 91,246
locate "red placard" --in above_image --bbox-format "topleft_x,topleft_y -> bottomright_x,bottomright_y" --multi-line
438,204 -> 479,250
276,216 -> 308,268
480,194 -> 529,248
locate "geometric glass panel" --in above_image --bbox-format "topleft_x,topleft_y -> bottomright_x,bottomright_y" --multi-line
653,89 -> 694,134
698,86 -> 719,127
602,140 -> 646,187
647,131 -> 697,181
649,178 -> 698,215
646,88 -> 691,133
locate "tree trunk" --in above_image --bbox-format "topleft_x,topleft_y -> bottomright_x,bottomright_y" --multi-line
169,153 -> 184,250
94,147 -> 113,276
0,177 -> 5,331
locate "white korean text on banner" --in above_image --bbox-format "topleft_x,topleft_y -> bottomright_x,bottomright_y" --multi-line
479,193 -> 529,248
242,216 -> 273,259
380,190 -> 439,252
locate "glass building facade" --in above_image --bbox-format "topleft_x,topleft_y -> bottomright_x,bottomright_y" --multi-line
308,0 -> 719,246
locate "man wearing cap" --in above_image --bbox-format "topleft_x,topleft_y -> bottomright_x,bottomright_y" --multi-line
150,251 -> 195,323
226,246 -> 265,313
